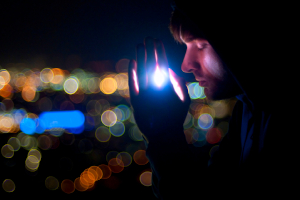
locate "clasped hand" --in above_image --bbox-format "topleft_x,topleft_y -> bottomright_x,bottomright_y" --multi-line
128,37 -> 190,144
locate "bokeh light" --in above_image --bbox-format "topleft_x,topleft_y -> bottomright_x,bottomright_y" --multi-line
109,121 -> 125,137
108,158 -> 124,173
40,68 -> 54,83
7,137 -> 21,151
64,77 -> 79,94
117,152 -> 132,167
45,176 -> 59,190
98,164 -> 112,179
1,144 -> 14,158
133,150 -> 149,165
100,77 -> 117,94
20,118 -> 36,135
139,171 -> 152,186
187,82 -> 206,99
206,128 -> 222,144
0,69 -> 11,86
38,135 -> 52,150
101,110 -> 117,127
50,68 -> 64,84
198,113 -> 214,129
25,155 -> 40,172
2,179 -> 15,192
0,54 -> 237,195
95,126 -> 111,142
61,179 -> 75,194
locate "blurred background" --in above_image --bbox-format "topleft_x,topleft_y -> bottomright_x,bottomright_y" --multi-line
0,0 -> 237,198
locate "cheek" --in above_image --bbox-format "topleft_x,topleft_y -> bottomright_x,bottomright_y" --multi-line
203,50 -> 225,80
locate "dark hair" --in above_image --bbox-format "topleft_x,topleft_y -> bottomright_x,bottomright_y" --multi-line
169,9 -> 206,44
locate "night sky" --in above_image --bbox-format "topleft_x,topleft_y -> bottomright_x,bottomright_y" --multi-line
0,0 -> 191,79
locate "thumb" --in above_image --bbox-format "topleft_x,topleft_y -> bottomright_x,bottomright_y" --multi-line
168,68 -> 190,103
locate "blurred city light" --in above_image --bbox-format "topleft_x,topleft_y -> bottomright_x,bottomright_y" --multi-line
0,58 -> 235,195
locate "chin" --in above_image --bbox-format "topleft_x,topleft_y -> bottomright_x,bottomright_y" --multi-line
204,87 -> 236,101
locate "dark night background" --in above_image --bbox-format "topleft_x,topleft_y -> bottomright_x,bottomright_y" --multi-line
0,0 -> 190,78
0,0 -> 216,198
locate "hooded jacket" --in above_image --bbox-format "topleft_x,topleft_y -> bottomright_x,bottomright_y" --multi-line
144,1 -> 297,199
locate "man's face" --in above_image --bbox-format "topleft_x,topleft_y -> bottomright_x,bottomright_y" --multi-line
180,33 -> 240,100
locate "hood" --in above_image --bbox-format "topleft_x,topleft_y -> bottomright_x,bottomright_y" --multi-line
172,1 -> 295,113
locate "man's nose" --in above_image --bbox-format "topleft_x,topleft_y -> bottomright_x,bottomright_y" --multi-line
181,50 -> 200,73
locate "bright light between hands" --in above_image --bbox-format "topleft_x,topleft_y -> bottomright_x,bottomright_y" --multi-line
153,65 -> 166,87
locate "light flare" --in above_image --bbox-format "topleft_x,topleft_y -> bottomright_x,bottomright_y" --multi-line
169,69 -> 184,101
132,69 -> 139,93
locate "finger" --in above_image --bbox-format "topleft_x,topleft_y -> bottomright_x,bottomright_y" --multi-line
169,68 -> 190,103
128,59 -> 139,97
154,39 -> 169,74
144,37 -> 156,75
136,43 -> 147,90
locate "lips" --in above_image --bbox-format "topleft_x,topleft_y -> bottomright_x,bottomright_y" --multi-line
198,81 -> 208,87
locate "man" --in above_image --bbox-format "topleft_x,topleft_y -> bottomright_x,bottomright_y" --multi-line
128,1 -> 296,199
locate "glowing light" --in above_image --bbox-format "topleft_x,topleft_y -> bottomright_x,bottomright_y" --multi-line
169,68 -> 184,101
133,150 -> 149,165
39,110 -> 85,134
108,158 -> 124,173
21,135 -> 38,150
7,137 -> 21,151
88,77 -> 100,93
74,177 -> 88,192
95,126 -> 111,142
64,77 -> 79,94
206,128 -> 222,144
25,155 -> 40,172
139,171 -> 152,186
98,164 -> 112,179
0,69 -> 11,85
1,144 -> 14,158
89,166 -> 103,181
2,179 -> 15,192
101,110 -> 117,127
45,176 -> 59,190
115,73 -> 129,90
132,69 -> 139,93
198,113 -> 213,129
153,65 -> 167,87
187,82 -> 206,99
22,86 -> 36,102
0,114 -> 15,133
116,152 -> 132,167
109,121 -> 125,137
40,68 -> 54,83
115,58 -> 130,73
28,149 -> 41,162
38,135 -> 52,150
20,118 -> 36,135
0,84 -> 13,98
80,169 -> 95,189
100,77 -> 117,94
50,68 -> 64,84
61,179 -> 75,194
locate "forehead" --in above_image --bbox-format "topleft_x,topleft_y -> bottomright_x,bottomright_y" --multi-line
179,30 -> 207,44
179,25 -> 206,44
